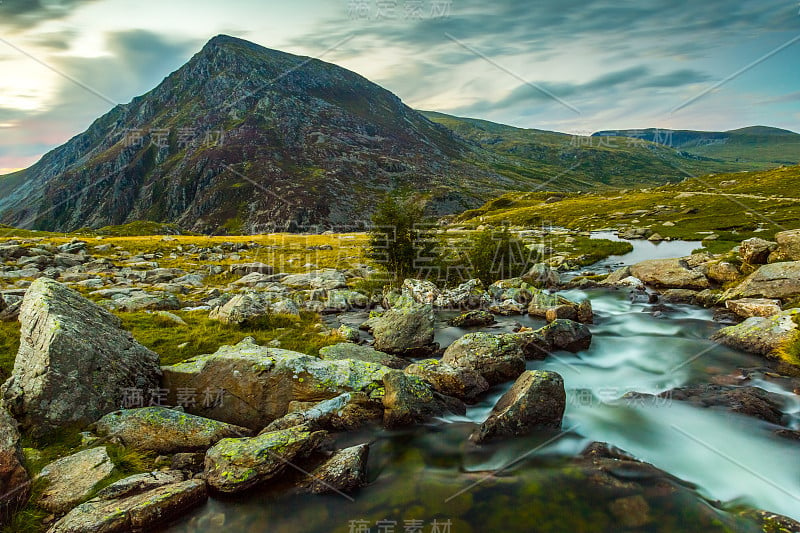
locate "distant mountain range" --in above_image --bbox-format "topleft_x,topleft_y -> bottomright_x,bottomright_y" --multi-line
0,35 -> 794,234
592,126 -> 800,166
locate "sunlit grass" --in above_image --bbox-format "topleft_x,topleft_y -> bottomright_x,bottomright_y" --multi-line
119,310 -> 342,365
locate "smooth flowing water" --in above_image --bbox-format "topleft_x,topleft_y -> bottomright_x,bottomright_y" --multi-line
165,241 -> 800,533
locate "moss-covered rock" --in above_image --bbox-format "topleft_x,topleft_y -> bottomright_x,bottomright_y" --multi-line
370,303 -> 437,356
725,262 -> 800,301
711,309 -> 800,356
37,447 -> 115,514
48,472 -> 207,533
319,343 -> 409,369
94,407 -> 252,454
404,359 -> 490,402
0,278 -> 162,437
382,371 -> 465,428
441,332 -> 526,386
204,424 -> 327,493
161,337 -> 391,430
262,392 -> 383,432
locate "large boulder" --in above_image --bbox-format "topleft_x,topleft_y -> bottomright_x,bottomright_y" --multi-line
740,238 -> 777,265
204,424 -> 327,493
404,359 -> 490,402
296,444 -> 369,495
370,303 -> 437,356
775,229 -> 800,261
37,447 -> 116,514
1,279 -> 161,436
726,262 -> 800,301
161,337 -> 390,430
0,408 -> 29,525
630,259 -> 710,290
381,371 -> 465,428
441,332 -> 526,385
471,371 -> 566,443
48,471 -> 207,533
94,407 -> 252,454
318,343 -> 409,369
711,309 -> 799,356
443,279 -> 491,309
527,290 -> 572,318
401,279 -> 441,305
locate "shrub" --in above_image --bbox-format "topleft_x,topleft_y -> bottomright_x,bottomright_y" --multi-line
367,193 -> 439,280
458,227 -> 534,286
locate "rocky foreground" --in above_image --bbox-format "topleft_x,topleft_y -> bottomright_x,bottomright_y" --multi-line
0,229 -> 799,531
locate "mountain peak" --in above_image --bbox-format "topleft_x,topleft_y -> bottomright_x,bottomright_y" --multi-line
201,34 -> 268,56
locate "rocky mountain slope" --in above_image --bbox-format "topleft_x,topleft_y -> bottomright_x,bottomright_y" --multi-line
0,35 -> 521,233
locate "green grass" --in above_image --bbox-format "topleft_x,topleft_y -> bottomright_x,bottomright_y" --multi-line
558,237 -> 634,266
4,429 -> 157,533
454,165 -> 800,254
0,320 -> 21,383
93,221 -> 187,236
119,310 -> 342,365
422,111 -> 765,190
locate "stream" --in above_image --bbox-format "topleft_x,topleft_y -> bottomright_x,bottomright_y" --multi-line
165,238 -> 800,532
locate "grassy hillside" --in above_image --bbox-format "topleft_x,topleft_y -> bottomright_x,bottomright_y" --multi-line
423,112 -> 756,189
592,126 -> 800,167
455,164 -> 800,252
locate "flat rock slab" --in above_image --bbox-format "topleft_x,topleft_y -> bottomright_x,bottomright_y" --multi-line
37,447 -> 115,514
319,343 -> 409,369
48,472 -> 206,533
728,262 -> 800,301
726,298 -> 782,318
630,259 -> 710,290
94,407 -> 252,453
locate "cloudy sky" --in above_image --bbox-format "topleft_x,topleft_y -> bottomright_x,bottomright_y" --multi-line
1,0 -> 799,173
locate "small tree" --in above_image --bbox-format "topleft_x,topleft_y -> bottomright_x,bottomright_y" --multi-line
461,226 -> 532,285
367,192 -> 439,281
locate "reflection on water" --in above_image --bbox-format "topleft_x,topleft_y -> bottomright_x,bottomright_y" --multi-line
166,289 -> 800,532
588,231 -> 703,271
